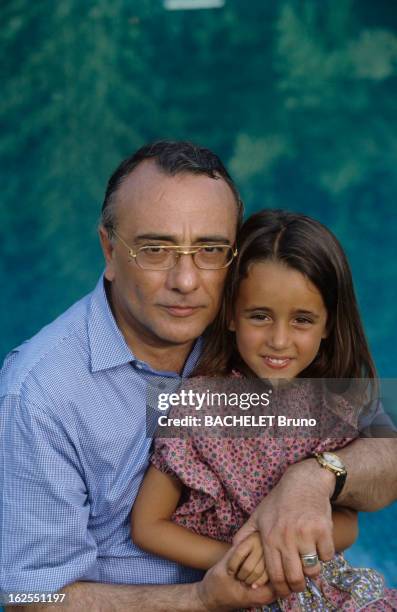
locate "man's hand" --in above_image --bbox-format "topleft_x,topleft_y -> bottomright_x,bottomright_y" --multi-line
197,544 -> 275,611
233,459 -> 335,597
227,532 -> 269,588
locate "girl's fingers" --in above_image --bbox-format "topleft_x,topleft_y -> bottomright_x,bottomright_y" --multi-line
243,557 -> 268,586
227,539 -> 252,576
236,547 -> 263,581
252,569 -> 270,589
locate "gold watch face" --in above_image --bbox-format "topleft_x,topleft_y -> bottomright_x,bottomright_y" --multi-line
322,452 -> 344,470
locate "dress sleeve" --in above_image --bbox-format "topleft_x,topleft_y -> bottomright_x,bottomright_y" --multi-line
312,389 -> 359,453
151,435 -> 192,478
0,393 -> 98,595
150,378 -> 223,502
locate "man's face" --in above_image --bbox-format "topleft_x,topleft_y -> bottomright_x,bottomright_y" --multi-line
100,161 -> 238,357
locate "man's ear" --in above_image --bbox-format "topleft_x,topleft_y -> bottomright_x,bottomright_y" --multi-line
99,226 -> 116,282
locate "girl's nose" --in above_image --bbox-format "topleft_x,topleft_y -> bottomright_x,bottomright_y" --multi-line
268,322 -> 290,350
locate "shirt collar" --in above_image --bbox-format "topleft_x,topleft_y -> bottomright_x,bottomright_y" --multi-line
88,276 -> 136,372
88,275 -> 203,376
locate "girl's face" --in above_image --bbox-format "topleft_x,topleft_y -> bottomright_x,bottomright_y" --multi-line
229,260 -> 328,379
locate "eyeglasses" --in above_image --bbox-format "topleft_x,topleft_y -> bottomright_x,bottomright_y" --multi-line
111,230 -> 237,270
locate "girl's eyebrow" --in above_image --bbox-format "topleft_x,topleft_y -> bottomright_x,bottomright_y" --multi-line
243,306 -> 273,313
292,309 -> 320,319
243,306 -> 320,319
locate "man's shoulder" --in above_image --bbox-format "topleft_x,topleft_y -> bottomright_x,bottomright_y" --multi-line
1,291 -> 92,399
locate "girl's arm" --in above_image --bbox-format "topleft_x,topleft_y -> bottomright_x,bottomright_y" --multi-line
131,465 -> 230,570
332,507 -> 358,552
132,467 -> 357,572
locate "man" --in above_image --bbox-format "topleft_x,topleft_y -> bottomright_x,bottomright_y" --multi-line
1,141 -> 396,610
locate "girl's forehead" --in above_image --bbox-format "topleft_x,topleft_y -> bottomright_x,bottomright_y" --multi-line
239,260 -> 326,308
245,259 -> 303,282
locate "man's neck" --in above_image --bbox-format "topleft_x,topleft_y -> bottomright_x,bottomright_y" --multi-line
127,337 -> 193,374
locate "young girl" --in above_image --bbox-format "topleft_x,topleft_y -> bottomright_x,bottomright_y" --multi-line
131,210 -> 397,610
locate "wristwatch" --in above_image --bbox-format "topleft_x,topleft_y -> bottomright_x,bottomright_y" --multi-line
314,452 -> 347,503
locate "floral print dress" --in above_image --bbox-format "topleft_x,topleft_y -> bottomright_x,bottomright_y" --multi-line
150,377 -> 397,611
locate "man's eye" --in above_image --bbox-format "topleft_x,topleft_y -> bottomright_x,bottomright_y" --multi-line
146,246 -> 167,253
201,246 -> 222,253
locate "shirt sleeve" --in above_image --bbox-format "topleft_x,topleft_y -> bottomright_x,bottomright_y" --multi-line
358,398 -> 397,435
0,392 -> 98,596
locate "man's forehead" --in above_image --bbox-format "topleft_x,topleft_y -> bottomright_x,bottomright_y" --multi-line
115,160 -> 238,239
116,160 -> 174,204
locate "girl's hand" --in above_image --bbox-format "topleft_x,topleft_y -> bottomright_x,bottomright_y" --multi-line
227,532 -> 269,588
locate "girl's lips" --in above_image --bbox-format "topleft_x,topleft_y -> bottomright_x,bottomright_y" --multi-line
262,356 -> 293,369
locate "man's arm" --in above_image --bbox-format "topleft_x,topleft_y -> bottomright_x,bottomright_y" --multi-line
233,437 -> 397,598
335,437 -> 397,510
6,581 -> 208,612
7,546 -> 277,612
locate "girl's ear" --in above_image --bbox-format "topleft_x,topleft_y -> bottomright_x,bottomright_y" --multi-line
228,317 -> 236,332
321,313 -> 330,340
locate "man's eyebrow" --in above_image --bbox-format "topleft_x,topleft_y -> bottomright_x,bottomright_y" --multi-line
195,236 -> 232,244
134,233 -> 176,242
134,233 -> 232,244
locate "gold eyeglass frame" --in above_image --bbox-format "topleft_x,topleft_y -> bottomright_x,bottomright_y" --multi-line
111,230 -> 238,270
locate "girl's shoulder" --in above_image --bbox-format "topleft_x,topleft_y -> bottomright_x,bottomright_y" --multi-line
231,369 -> 244,378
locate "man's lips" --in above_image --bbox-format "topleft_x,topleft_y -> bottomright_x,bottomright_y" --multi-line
262,355 -> 294,369
161,305 -> 203,317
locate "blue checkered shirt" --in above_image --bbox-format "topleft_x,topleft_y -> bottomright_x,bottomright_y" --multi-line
0,276 -> 204,595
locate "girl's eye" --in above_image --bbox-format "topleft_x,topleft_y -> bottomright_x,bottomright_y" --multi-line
250,313 -> 271,322
294,317 -> 313,325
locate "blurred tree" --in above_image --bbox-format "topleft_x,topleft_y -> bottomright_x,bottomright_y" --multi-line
1,0 -> 396,375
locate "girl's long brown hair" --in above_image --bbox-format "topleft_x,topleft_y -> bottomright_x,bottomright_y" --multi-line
195,209 -> 376,380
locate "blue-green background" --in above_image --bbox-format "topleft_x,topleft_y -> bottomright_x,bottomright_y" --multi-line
1,0 -> 396,589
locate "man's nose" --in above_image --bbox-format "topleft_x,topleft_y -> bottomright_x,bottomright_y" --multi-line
268,321 -> 290,350
166,253 -> 201,293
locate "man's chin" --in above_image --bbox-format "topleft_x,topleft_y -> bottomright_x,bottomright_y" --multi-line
156,321 -> 207,347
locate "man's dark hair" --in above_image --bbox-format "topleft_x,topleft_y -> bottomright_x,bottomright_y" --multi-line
101,140 -> 243,234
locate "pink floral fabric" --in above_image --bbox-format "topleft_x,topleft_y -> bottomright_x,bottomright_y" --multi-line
150,377 -> 397,610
